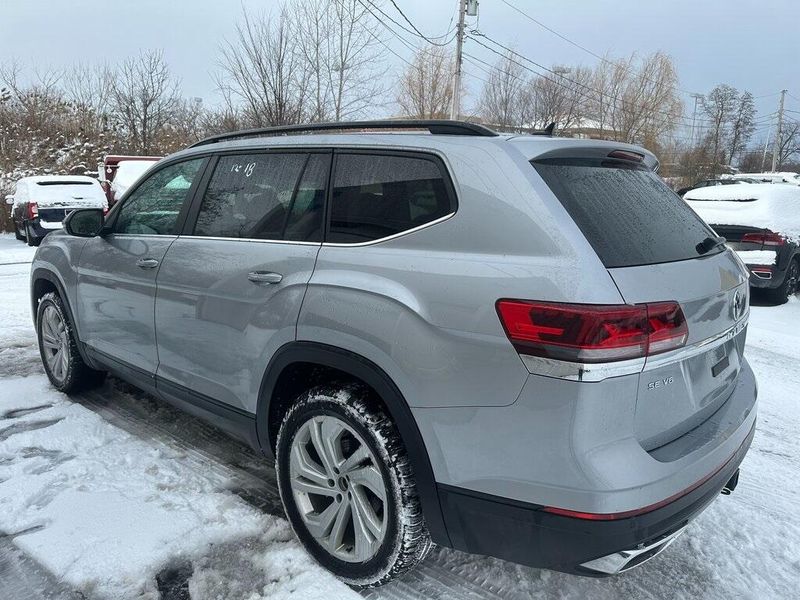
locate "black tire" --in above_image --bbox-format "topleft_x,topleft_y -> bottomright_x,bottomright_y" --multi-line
36,292 -> 106,393
26,223 -> 41,247
766,258 -> 799,305
14,222 -> 24,241
276,383 -> 432,587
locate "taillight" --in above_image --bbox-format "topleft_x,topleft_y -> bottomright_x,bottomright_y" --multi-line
27,202 -> 39,219
742,230 -> 785,246
496,300 -> 687,363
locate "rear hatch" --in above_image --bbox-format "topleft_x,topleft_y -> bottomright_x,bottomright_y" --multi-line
533,152 -> 749,449
34,180 -> 106,228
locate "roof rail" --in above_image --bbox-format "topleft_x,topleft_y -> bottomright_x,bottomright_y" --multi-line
189,119 -> 499,148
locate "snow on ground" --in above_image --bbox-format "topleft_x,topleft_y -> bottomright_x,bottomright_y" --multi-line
0,232 -> 799,599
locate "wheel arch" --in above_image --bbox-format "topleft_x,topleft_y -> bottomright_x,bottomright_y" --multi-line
256,341 -> 451,546
30,268 -> 98,369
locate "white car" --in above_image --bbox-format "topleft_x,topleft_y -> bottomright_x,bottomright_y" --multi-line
6,175 -> 107,246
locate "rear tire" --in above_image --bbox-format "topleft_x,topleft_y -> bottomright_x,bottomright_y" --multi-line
276,383 -> 432,587
766,258 -> 799,305
25,223 -> 41,246
14,223 -> 24,241
36,292 -> 106,393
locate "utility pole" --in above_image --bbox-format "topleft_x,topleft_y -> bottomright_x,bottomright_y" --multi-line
450,0 -> 468,120
690,94 -> 703,147
771,89 -> 787,172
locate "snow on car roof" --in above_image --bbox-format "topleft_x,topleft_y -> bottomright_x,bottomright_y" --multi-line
685,183 -> 800,241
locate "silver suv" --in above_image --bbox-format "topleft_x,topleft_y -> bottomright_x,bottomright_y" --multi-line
31,120 -> 757,586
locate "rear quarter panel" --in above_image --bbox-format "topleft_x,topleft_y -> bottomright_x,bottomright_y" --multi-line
298,141 -> 626,408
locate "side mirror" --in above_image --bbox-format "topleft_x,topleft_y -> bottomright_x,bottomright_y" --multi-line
64,208 -> 105,237
4,195 -> 13,205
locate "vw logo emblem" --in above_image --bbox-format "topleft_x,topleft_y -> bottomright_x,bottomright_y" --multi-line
732,290 -> 745,320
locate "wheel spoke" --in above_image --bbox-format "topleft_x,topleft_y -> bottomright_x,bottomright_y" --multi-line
59,345 -> 69,376
51,348 -> 63,379
41,333 -> 59,350
350,492 -> 377,561
348,465 -> 386,503
309,418 -> 339,477
329,499 -> 351,552
292,477 -> 336,497
350,485 -> 384,540
304,499 -> 339,539
291,441 -> 331,488
340,444 -> 370,474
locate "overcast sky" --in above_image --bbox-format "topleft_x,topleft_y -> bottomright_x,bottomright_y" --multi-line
1,0 -> 798,141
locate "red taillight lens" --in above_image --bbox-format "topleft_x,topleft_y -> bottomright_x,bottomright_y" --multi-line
645,301 -> 688,355
27,202 -> 39,219
496,300 -> 687,363
742,230 -> 785,246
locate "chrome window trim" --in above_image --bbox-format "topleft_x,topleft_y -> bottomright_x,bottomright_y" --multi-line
521,315 -> 749,382
176,235 -> 321,246
321,211 -> 456,247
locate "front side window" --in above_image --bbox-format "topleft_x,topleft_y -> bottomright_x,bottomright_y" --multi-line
114,159 -> 204,235
329,154 -> 454,244
194,152 -> 325,242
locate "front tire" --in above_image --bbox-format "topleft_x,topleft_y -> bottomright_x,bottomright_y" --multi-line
36,292 -> 105,393
276,384 -> 432,587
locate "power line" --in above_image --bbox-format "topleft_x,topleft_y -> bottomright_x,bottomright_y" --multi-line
386,0 -> 456,44
364,0 -> 455,47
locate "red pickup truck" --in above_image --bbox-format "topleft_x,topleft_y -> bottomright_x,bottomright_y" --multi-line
98,155 -> 161,207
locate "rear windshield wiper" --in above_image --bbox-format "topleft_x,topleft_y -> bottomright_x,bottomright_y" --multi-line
696,235 -> 727,255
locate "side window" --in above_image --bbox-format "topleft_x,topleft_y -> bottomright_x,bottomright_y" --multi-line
329,154 -> 453,244
193,153 -> 324,242
114,159 -> 204,235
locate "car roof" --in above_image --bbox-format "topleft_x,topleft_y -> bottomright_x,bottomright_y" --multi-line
167,131 -> 657,169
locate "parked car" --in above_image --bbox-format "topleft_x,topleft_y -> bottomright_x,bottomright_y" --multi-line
685,183 -> 800,303
6,175 -> 107,246
728,171 -> 800,185
676,178 -> 747,197
98,155 -> 161,207
31,120 -> 756,586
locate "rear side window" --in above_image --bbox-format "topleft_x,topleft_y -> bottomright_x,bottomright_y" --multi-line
329,153 -> 454,243
194,153 -> 326,242
533,158 -> 717,268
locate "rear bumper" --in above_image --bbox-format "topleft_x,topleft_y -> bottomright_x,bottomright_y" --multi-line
437,422 -> 754,575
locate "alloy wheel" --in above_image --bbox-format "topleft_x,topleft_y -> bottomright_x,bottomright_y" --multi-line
41,305 -> 70,383
288,414 -> 388,563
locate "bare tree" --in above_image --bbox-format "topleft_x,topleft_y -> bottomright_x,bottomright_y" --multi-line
776,119 -> 800,169
526,65 -> 592,131
396,45 -> 453,119
110,50 -> 181,153
479,51 -> 527,127
217,8 -> 310,127
702,84 -> 739,167
583,52 -> 682,145
727,91 -> 756,165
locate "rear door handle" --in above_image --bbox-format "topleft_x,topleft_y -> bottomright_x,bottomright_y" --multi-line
136,258 -> 160,269
248,271 -> 283,284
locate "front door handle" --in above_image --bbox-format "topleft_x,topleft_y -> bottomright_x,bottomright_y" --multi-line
136,258 -> 160,269
248,271 -> 283,284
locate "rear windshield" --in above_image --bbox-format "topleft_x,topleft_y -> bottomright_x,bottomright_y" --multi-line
533,158 -> 719,268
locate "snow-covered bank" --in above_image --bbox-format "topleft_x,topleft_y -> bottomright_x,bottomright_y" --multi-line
0,232 -> 798,599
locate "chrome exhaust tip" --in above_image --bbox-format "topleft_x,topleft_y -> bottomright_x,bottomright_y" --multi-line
578,525 -> 688,575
